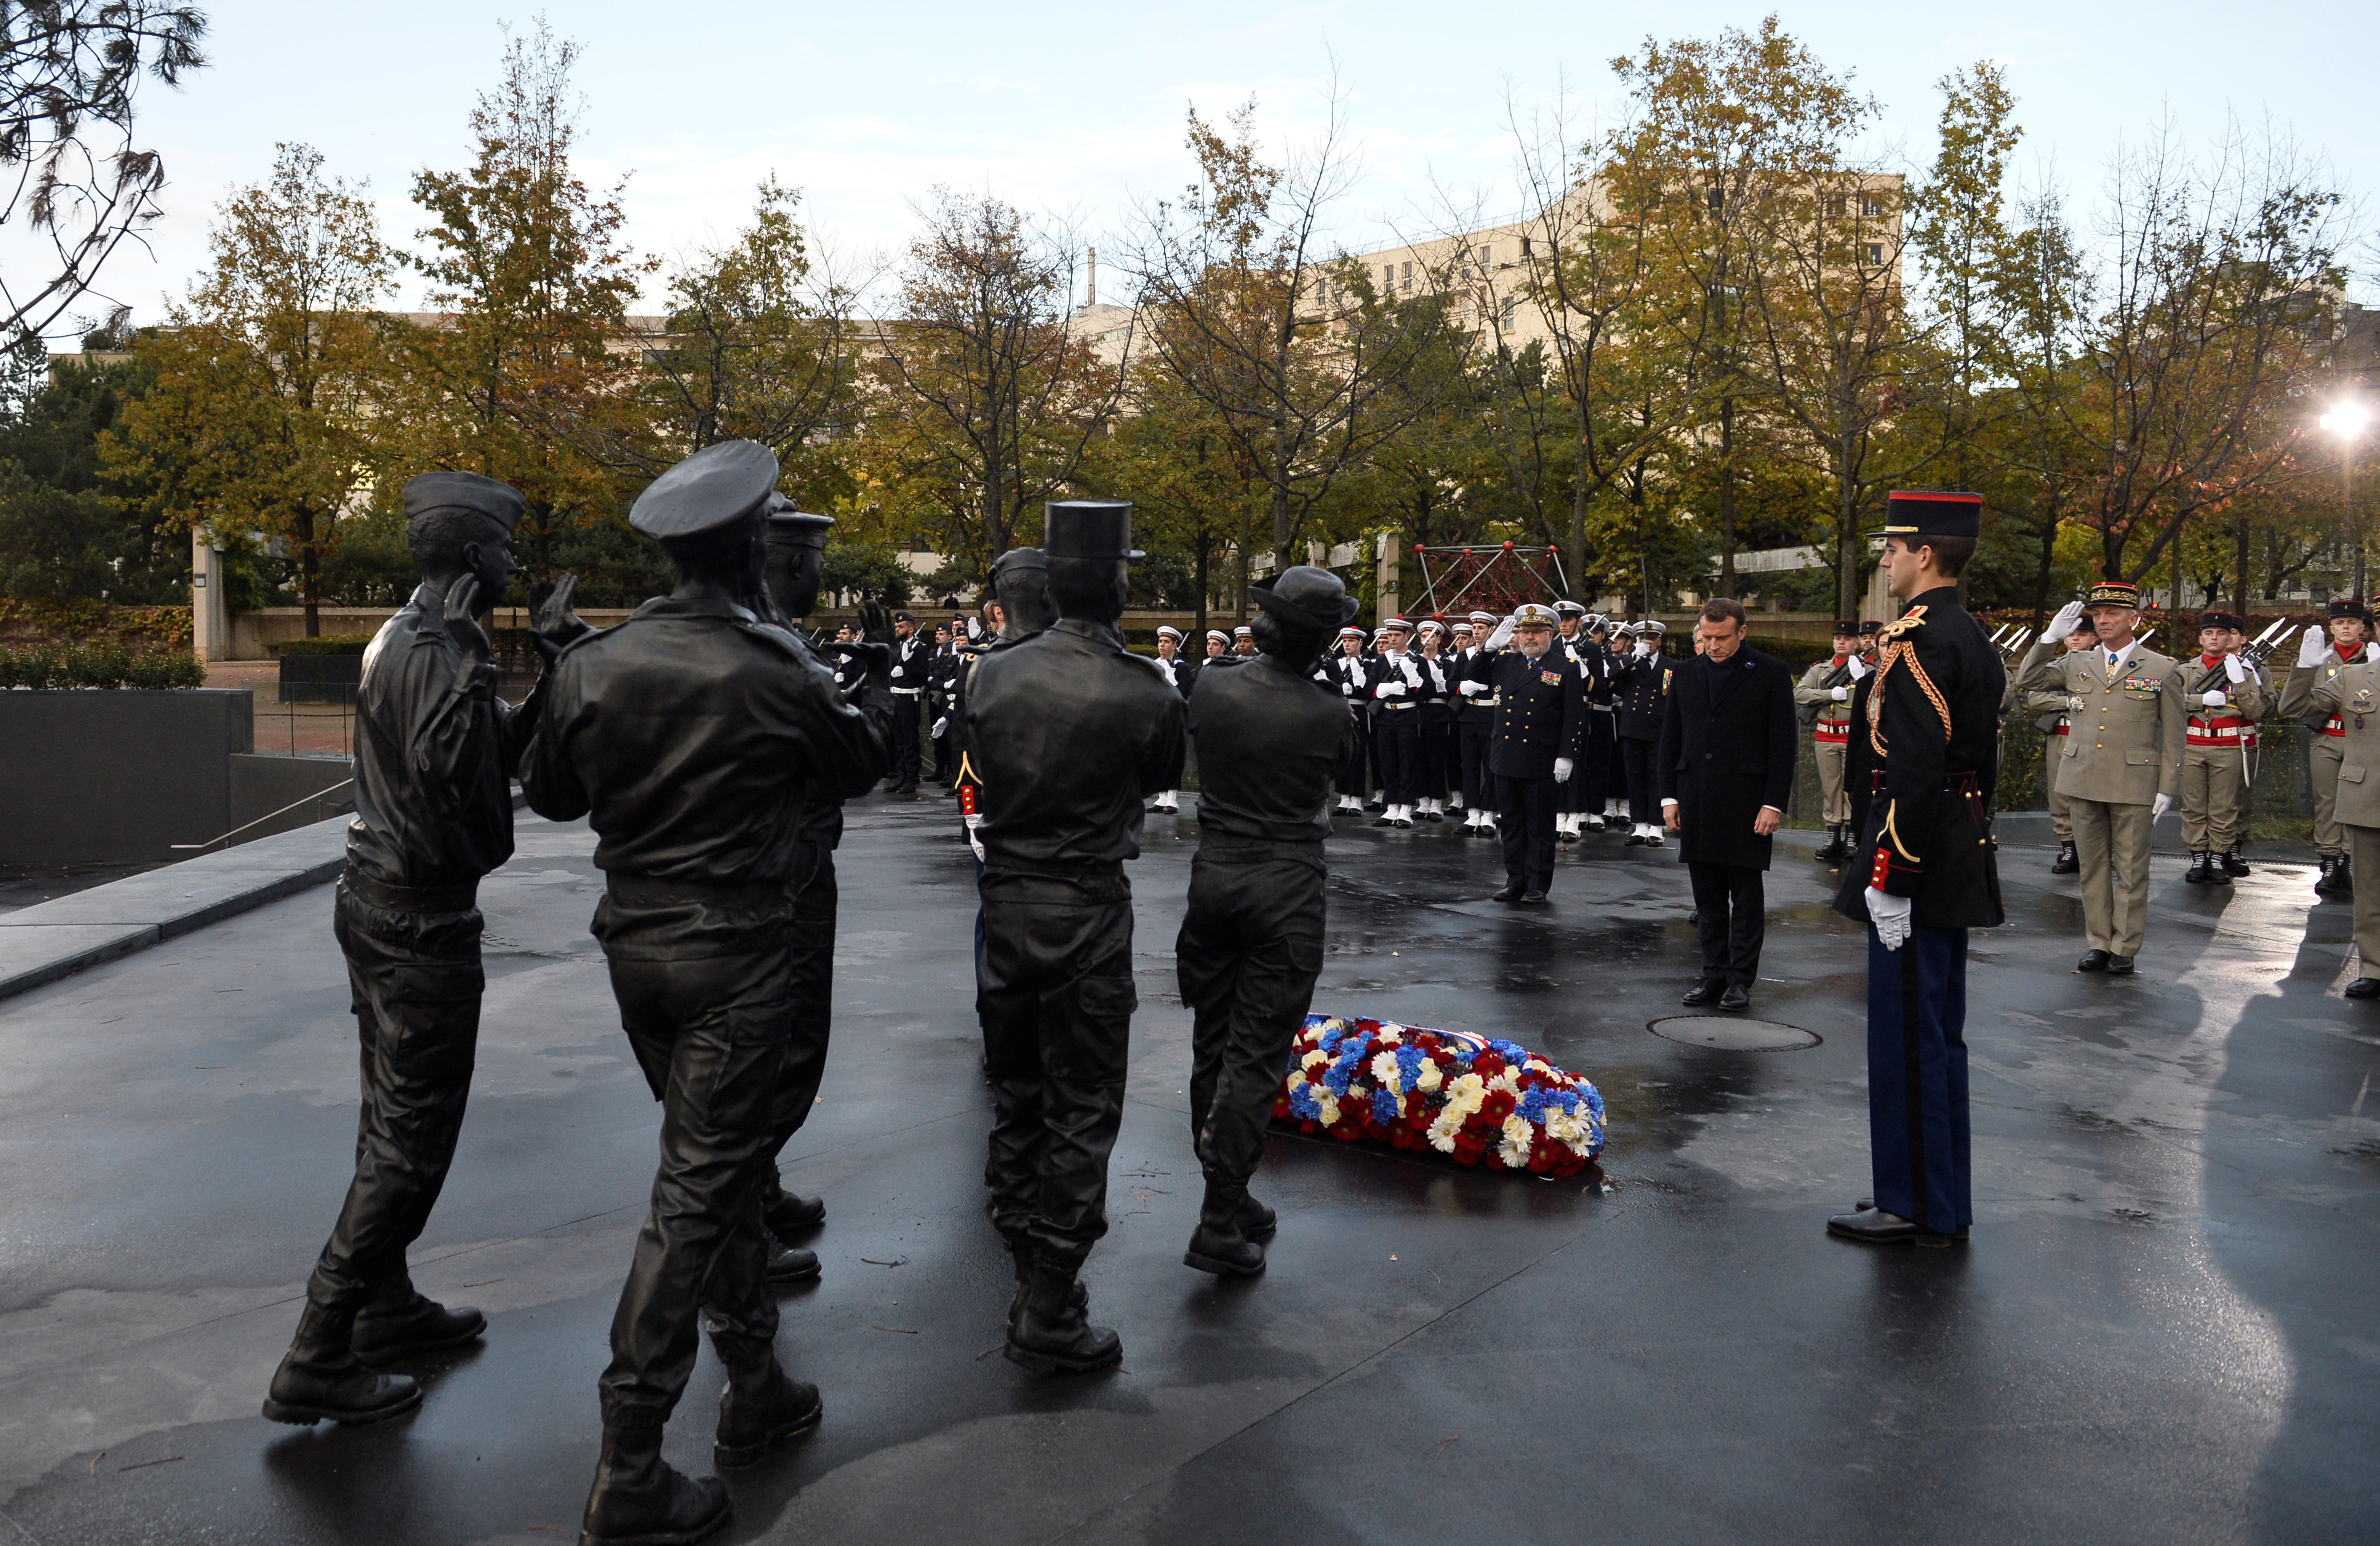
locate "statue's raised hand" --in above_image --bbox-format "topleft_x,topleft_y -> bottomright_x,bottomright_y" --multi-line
432,574 -> 491,664
530,573 -> 591,663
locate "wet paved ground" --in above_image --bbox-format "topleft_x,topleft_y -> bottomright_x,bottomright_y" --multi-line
0,795 -> 2374,1544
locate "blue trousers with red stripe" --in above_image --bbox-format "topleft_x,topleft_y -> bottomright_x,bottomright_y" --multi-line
1867,924 -> 1972,1235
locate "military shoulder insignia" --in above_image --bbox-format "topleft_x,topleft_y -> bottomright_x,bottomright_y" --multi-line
1875,606 -> 1927,642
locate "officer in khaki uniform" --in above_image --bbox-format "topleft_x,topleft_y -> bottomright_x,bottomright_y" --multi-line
1793,620 -> 1867,864
2016,581 -> 2184,973
2296,598 -> 2373,896
2178,610 -> 2269,885
2279,621 -> 2380,997
2025,615 -> 2101,874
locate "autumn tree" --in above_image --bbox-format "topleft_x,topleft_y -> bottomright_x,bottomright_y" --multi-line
103,141 -> 393,634
866,187 -> 1123,565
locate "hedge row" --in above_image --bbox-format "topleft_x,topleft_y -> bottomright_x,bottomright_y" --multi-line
0,597 -> 196,650
0,643 -> 208,689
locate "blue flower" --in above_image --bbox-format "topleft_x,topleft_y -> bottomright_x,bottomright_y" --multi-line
1371,1089 -> 1398,1124
1288,1084 -> 1322,1120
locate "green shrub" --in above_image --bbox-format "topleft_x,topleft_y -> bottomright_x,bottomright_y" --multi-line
0,642 -> 205,689
274,634 -> 373,656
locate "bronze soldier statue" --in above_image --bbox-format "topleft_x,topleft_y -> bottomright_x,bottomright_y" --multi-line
263,472 -> 584,1428
523,441 -> 893,1545
968,501 -> 1186,1373
1174,566 -> 1361,1276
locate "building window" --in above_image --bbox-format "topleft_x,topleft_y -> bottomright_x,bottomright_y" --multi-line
1865,243 -> 1883,265
1502,295 -> 1517,326
1862,197 -> 1884,218
1519,234 -> 1532,259
1383,263 -> 1395,293
1402,261 -> 1414,294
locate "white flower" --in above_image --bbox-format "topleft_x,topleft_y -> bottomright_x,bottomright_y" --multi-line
1315,1093 -> 1340,1127
1416,1062 -> 1444,1093
1371,1051 -> 1403,1091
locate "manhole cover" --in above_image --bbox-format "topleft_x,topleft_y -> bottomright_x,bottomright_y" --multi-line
1648,1017 -> 1821,1051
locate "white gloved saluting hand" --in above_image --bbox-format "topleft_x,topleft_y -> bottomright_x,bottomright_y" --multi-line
1866,887 -> 1912,951
1484,615 -> 1516,651
2040,600 -> 2087,644
2297,623 -> 2329,669
2224,653 -> 2248,684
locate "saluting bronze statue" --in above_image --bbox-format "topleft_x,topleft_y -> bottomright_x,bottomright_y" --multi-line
264,472 -> 585,1428
523,441 -> 893,1545
967,502 -> 1185,1373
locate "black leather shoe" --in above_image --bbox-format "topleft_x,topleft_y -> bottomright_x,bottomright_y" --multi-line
2221,846 -> 2251,877
2203,862 -> 2230,886
1492,886 -> 1526,903
1518,891 -> 1548,905
1826,1207 -> 1957,1248
1719,984 -> 1750,1011
580,1422 -> 731,1546
2051,842 -> 2079,875
1680,981 -> 1721,1006
352,1292 -> 485,1367
2076,949 -> 2111,972
2107,955 -> 2136,976
2347,977 -> 2380,1000
713,1363 -> 822,1469
763,1242 -> 821,1285
2184,853 -> 2212,884
762,1186 -> 826,1235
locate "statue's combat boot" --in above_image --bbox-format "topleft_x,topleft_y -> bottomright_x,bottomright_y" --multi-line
578,1416 -> 730,1546
261,1303 -> 422,1426
713,1353 -> 822,1469
1004,1258 -> 1121,1374
352,1274 -> 485,1366
1183,1181 -> 1267,1277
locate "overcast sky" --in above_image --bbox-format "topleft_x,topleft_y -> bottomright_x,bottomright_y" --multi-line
37,0 -> 2380,335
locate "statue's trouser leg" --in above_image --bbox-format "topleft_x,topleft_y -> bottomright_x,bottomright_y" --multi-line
978,875 -> 1133,1273
304,884 -> 485,1323
1178,844 -> 1325,1188
596,938 -> 791,1429
765,842 -> 837,1165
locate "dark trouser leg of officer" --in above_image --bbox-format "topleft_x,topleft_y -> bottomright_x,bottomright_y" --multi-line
760,841 -> 835,1243
1459,717 -> 1492,814
1335,714 -> 1370,805
1687,862 -> 1765,993
1375,711 -> 1419,812
1862,925 -> 1970,1240
1582,713 -> 1615,821
1495,775 -> 1556,896
1621,736 -> 1659,828
264,879 -> 487,1426
978,873 -> 1133,1371
889,694 -> 922,792
1176,843 -> 1323,1274
581,899 -> 815,1539
1422,717 -> 1454,806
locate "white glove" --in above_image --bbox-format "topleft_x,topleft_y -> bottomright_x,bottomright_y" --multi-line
1554,757 -> 1574,783
1830,686 -> 1850,702
966,617 -> 982,640
967,825 -> 985,863
1375,681 -> 1406,699
1866,887 -> 1912,951
931,716 -> 948,737
1458,679 -> 1484,695
2224,653 -> 2246,684
2199,691 -> 2226,708
2040,600 -> 2087,644
2066,695 -> 2088,712
2297,624 -> 2328,668
2152,792 -> 2172,822
1846,656 -> 1868,680
1484,616 -> 1515,651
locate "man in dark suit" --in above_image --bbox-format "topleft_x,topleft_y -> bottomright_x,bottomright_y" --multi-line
1658,598 -> 1796,1011
1485,603 -> 1585,903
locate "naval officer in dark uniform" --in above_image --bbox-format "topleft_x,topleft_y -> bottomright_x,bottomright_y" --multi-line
968,501 -> 1186,1374
262,473 -> 584,1428
1829,490 -> 2006,1248
525,440 -> 896,1542
1484,603 -> 1585,902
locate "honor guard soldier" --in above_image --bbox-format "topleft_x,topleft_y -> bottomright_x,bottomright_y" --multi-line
1454,610 -> 1501,835
1233,624 -> 1257,657
885,610 -> 931,794
1615,619 -> 1674,846
1446,620 -> 1475,811
2026,612 -> 2100,874
2296,598 -> 2373,895
969,500 -> 1186,1373
524,441 -> 896,1543
1828,490 -> 2004,1247
1551,601 -> 1592,841
1482,605 -> 1585,900
1325,624 -> 1372,812
2179,610 -> 2269,884
2017,580 -> 2184,974
2279,621 -> 2380,996
1204,627 -> 1231,663
1147,624 -> 1189,813
1366,616 -> 1431,826
1415,619 -> 1457,820
263,472 -> 583,1429
1794,620 -> 1868,864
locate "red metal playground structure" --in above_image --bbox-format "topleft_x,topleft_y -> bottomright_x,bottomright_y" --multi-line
1406,542 -> 1570,621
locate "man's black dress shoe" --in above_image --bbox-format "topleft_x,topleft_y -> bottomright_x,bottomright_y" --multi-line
1719,984 -> 1750,1011
1491,886 -> 1525,903
2347,977 -> 2380,999
1826,1207 -> 1958,1248
1518,891 -> 1548,905
2107,955 -> 2135,976
2076,949 -> 2111,972
1680,981 -> 1721,1006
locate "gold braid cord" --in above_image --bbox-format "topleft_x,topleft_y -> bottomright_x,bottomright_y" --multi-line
1866,607 -> 1954,757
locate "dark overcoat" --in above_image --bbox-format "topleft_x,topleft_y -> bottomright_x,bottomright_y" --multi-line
1656,646 -> 1798,871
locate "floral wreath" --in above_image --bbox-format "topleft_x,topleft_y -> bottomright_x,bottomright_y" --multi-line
1275,1013 -> 1606,1177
